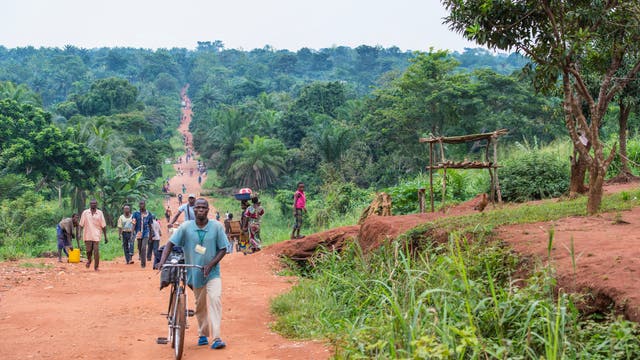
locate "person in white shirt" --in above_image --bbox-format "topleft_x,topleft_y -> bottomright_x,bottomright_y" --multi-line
150,216 -> 162,269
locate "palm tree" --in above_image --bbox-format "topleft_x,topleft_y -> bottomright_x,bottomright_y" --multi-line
312,118 -> 353,165
94,156 -> 154,225
201,106 -> 249,176
73,119 -> 132,166
0,81 -> 42,106
228,136 -> 287,190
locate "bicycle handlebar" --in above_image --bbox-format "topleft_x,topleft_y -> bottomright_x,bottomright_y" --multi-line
161,263 -> 204,270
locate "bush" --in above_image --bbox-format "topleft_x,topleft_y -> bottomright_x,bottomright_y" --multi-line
607,137 -> 640,178
385,171 -> 488,214
500,153 -> 569,202
0,191 -> 62,245
272,233 -> 640,359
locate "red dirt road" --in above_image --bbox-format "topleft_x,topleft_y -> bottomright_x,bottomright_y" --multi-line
0,88 -> 329,360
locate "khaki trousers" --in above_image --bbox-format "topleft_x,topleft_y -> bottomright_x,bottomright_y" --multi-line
192,277 -> 222,339
85,240 -> 100,269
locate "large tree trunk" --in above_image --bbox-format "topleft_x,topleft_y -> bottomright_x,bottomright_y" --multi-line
586,164 -> 606,215
569,150 -> 588,197
609,100 -> 638,183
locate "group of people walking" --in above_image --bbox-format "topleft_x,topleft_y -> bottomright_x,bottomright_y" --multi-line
116,200 -> 162,268
53,179 -> 308,352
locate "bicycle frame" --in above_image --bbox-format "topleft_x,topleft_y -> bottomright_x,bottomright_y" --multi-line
160,261 -> 203,360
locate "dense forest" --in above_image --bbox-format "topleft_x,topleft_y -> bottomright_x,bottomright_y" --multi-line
0,41 -> 638,257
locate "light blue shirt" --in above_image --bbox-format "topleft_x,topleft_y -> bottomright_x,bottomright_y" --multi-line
170,220 -> 229,288
178,203 -> 196,221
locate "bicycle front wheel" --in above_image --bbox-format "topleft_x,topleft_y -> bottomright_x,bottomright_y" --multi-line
173,292 -> 186,360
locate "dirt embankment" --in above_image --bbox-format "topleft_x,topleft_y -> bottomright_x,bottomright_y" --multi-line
272,184 -> 640,322
269,194 -> 487,258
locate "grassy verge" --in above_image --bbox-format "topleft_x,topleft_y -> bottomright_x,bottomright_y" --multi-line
271,188 -> 640,359
208,193 -> 362,246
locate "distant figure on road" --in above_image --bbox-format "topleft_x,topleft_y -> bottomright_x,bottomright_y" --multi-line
291,182 -> 307,239
57,213 -> 78,262
79,199 -> 108,271
132,200 -> 154,269
245,197 -> 264,252
169,194 -> 197,228
149,216 -> 162,268
178,193 -> 183,206
117,205 -> 135,264
165,206 -> 172,223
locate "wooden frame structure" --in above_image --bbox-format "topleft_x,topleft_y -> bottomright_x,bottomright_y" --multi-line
419,129 -> 508,212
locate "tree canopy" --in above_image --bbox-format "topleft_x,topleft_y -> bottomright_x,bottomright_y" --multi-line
442,0 -> 640,213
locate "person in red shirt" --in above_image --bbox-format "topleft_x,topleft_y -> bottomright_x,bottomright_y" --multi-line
290,182 -> 307,239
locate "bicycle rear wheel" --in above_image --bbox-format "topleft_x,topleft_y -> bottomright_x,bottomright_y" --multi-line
173,292 -> 186,360
168,285 -> 178,348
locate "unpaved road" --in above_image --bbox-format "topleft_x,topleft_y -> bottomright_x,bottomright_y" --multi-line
0,88 -> 329,360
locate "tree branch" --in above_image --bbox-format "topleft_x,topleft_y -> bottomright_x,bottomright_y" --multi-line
567,67 -> 596,111
606,59 -> 640,102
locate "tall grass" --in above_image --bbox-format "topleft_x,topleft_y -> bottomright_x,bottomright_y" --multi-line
272,234 -> 640,359
271,187 -> 640,359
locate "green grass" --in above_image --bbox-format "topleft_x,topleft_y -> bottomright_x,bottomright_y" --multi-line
404,187 -> 640,242
271,186 -> 640,359
19,261 -> 53,269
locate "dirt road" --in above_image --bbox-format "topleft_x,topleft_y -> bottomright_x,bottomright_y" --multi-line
0,88 -> 329,360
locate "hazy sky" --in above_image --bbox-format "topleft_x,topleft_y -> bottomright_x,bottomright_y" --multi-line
1,0 -> 480,52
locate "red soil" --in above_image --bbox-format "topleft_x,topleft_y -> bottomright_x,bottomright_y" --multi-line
1,84 -> 639,358
0,87 -> 329,360
272,184 -> 640,322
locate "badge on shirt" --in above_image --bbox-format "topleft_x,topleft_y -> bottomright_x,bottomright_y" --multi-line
195,244 -> 206,254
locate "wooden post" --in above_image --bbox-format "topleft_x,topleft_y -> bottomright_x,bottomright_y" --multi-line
429,143 -> 434,212
439,140 -> 446,212
418,188 -> 426,213
493,134 -> 503,204
485,138 -> 494,204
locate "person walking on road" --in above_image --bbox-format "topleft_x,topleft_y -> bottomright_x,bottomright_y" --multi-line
177,193 -> 183,206
291,182 -> 307,239
149,216 -> 162,268
159,198 -> 229,350
132,200 -> 154,268
117,205 -> 135,264
164,206 -> 172,223
57,214 -> 78,262
245,197 -> 264,252
169,194 -> 196,228
79,199 -> 108,271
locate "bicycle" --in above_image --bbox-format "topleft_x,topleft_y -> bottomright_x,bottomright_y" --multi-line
156,252 -> 202,360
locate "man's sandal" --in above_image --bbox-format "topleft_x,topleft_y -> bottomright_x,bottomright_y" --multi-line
211,338 -> 226,349
197,336 -> 208,346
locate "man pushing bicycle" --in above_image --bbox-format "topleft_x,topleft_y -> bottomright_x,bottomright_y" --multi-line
159,198 -> 229,350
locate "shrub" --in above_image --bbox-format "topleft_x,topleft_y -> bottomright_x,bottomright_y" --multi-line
385,171 -> 488,214
606,137 -> 640,177
500,153 -> 569,202
0,191 -> 63,252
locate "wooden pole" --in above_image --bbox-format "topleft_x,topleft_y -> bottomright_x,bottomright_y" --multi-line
429,143 -> 434,212
439,140 -> 446,212
493,134 -> 503,204
442,167 -> 447,212
485,137 -> 494,203
418,188 -> 426,213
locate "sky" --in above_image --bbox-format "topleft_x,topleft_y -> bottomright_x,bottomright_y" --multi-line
1,0 -> 481,52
